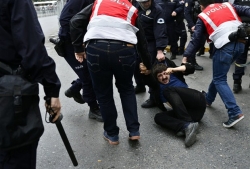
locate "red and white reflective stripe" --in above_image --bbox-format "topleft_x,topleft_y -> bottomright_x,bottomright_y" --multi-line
199,12 -> 217,30
92,0 -> 102,17
127,6 -> 137,23
224,2 -> 240,21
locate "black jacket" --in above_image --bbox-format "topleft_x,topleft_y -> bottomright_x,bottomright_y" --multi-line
0,0 -> 61,98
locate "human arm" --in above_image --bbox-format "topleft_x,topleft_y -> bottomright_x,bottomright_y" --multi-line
184,0 -> 196,30
182,19 -> 206,63
59,0 -> 93,41
153,8 -> 168,57
70,3 -> 93,53
10,0 -> 61,120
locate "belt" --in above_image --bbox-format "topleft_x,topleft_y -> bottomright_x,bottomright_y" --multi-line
94,39 -> 134,46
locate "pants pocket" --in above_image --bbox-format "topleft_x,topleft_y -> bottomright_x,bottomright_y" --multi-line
119,52 -> 136,72
87,53 -> 100,73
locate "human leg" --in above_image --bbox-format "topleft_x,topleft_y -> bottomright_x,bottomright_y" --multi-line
232,39 -> 249,93
210,42 -> 244,127
86,41 -> 119,140
0,141 -> 38,169
113,44 -> 140,139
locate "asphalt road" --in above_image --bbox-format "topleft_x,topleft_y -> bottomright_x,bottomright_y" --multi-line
36,15 -> 250,169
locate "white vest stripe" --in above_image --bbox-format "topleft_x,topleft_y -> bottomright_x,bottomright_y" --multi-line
127,7 -> 136,22
224,2 -> 239,21
93,0 -> 102,17
199,13 -> 217,30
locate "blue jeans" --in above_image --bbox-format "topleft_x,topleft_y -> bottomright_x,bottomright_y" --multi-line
206,42 -> 244,119
86,40 -> 140,137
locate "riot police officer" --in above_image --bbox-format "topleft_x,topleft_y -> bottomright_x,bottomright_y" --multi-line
58,0 -> 103,121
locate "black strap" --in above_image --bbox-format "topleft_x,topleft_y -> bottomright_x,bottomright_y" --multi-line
13,85 -> 22,114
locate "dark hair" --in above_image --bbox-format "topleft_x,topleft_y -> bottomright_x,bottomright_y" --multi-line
200,0 -> 215,8
152,63 -> 168,80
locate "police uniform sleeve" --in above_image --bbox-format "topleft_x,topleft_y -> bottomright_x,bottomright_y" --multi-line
174,0 -> 184,15
154,9 -> 168,51
184,0 -> 195,29
11,0 -> 61,97
70,4 -> 93,53
233,4 -> 250,17
135,18 -> 152,69
183,19 -> 206,59
59,0 -> 93,41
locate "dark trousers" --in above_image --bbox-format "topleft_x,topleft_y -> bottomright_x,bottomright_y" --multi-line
175,21 -> 187,50
64,41 -> 97,107
134,41 -> 157,100
233,40 -> 250,81
86,40 -> 140,136
167,22 -> 178,55
0,141 -> 38,169
154,87 -> 206,132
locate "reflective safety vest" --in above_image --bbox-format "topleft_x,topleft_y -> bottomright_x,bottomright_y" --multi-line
84,0 -> 139,44
198,2 -> 242,48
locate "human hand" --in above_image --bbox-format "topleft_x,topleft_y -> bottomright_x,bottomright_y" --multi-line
156,52 -> 165,62
165,68 -> 174,74
191,26 -> 195,32
172,11 -> 177,16
139,63 -> 151,75
75,52 -> 86,63
45,97 -> 61,123
182,57 -> 187,63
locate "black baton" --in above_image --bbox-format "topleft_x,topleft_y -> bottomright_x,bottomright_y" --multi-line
44,97 -> 78,166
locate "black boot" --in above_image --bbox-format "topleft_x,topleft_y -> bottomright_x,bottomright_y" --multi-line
170,54 -> 176,60
233,80 -> 242,93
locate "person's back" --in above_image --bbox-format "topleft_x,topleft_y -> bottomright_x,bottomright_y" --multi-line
0,0 -> 61,168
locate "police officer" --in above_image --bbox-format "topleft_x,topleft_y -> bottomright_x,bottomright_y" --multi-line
0,0 -> 61,168
182,0 -> 250,128
231,0 -> 250,93
155,0 -> 184,60
184,0 -> 204,70
58,0 -> 103,122
135,0 -> 169,108
70,0 -> 155,144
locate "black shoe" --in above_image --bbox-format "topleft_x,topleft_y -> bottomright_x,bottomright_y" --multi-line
193,63 -> 203,71
184,122 -> 199,147
134,86 -> 146,94
233,82 -> 242,93
209,54 -> 213,59
141,99 -> 157,108
89,106 -> 103,122
170,54 -> 176,60
65,88 -> 85,104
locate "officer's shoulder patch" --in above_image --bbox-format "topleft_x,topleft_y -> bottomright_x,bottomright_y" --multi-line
157,18 -> 165,24
185,2 -> 188,7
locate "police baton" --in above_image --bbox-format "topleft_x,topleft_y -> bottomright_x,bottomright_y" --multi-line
44,97 -> 78,166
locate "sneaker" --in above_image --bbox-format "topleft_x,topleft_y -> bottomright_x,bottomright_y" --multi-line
223,114 -> 244,128
141,99 -> 157,108
103,131 -> 119,145
134,86 -> 146,94
89,106 -> 103,122
184,122 -> 199,147
65,88 -> 85,104
200,90 -> 211,107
